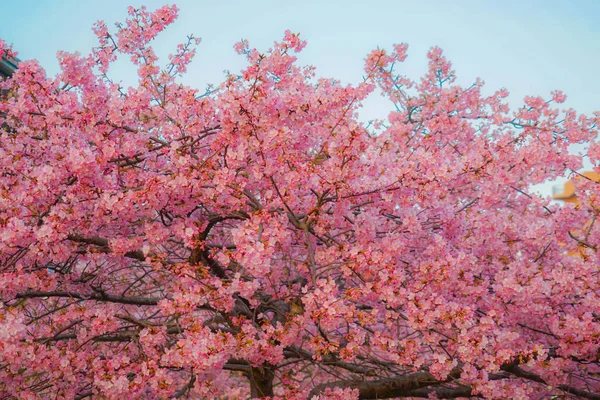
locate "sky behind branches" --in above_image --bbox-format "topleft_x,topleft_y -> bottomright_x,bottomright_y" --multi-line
2,0 -> 599,195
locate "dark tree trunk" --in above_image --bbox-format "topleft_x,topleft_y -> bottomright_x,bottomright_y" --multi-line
248,367 -> 274,398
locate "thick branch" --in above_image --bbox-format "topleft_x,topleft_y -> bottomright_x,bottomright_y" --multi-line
247,366 -> 274,398
502,364 -> 600,400
308,371 -> 451,399
67,234 -> 145,261
405,385 -> 476,398
308,360 -> 600,400
189,212 -> 249,279
15,291 -> 160,306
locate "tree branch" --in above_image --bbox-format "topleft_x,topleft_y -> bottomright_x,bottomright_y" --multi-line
308,371 -> 456,399
502,363 -> 600,400
172,373 -> 196,398
308,361 -> 600,400
405,385 -> 476,398
67,234 -> 146,261
16,291 -> 160,306
283,346 -> 376,375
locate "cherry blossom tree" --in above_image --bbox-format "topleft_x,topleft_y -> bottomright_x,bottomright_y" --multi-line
1,5 -> 599,399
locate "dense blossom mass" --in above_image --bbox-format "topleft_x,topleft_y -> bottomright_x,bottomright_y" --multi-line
1,5 -> 600,399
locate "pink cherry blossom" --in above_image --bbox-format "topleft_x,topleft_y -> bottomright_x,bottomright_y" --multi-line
1,4 -> 600,399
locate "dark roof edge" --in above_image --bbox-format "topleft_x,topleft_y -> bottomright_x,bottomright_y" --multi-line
0,56 -> 19,78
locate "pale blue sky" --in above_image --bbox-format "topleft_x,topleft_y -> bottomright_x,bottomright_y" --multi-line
2,0 -> 599,195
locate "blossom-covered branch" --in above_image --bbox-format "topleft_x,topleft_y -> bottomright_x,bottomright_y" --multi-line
1,4 -> 599,399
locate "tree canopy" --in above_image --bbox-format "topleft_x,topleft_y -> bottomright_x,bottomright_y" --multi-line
1,5 -> 599,399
